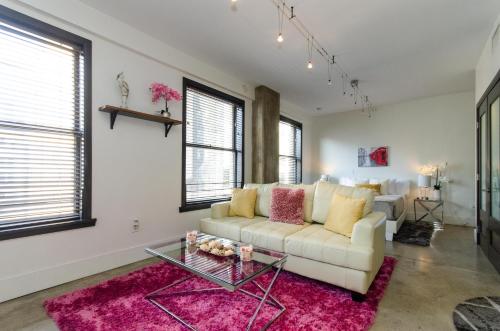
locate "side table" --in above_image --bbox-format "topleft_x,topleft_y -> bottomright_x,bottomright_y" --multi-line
414,198 -> 444,229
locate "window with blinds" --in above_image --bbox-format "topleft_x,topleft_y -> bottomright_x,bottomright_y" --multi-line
0,6 -> 93,240
279,116 -> 302,184
181,78 -> 244,211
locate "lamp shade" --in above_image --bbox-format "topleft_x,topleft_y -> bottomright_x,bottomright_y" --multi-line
418,174 -> 431,187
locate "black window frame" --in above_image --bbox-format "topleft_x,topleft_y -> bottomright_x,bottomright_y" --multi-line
180,78 -> 245,212
0,5 -> 94,241
279,115 -> 303,184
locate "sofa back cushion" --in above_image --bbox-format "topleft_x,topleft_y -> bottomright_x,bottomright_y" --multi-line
324,193 -> 366,238
228,188 -> 257,218
269,187 -> 305,225
244,183 -> 278,217
312,182 -> 374,223
278,183 -> 316,222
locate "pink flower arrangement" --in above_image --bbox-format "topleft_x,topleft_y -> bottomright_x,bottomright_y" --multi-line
150,82 -> 182,103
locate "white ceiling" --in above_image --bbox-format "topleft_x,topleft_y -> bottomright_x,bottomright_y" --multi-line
80,0 -> 500,114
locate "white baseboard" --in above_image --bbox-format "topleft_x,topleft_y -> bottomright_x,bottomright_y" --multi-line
0,237 -> 179,303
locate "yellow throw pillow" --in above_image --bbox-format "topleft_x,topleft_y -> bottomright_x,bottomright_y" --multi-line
229,188 -> 257,218
324,194 -> 367,238
355,183 -> 381,195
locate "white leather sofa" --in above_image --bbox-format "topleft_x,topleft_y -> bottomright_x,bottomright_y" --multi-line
199,181 -> 386,298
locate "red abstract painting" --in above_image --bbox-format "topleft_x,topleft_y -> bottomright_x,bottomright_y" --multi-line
358,146 -> 389,167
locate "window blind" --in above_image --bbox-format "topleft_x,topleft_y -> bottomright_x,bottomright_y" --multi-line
279,116 -> 302,184
183,80 -> 244,208
0,19 -> 86,225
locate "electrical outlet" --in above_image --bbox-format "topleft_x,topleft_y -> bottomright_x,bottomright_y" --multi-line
132,219 -> 140,233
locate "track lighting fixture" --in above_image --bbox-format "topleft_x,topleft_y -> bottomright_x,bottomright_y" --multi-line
307,36 -> 313,69
232,0 -> 376,117
277,2 -> 285,43
327,55 -> 334,86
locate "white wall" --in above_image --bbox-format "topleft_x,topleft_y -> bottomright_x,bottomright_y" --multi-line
311,91 -> 475,226
476,14 -> 500,102
0,0 -> 308,302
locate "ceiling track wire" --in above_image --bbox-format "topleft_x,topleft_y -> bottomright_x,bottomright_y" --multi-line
267,0 -> 375,114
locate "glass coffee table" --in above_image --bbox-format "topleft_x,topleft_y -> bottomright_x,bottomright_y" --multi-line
145,233 -> 287,331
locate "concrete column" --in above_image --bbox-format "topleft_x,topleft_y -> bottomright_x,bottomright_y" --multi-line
252,86 -> 280,183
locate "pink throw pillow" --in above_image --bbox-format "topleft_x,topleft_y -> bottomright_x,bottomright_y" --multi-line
269,187 -> 305,225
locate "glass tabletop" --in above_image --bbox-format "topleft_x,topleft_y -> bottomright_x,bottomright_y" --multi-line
145,233 -> 287,291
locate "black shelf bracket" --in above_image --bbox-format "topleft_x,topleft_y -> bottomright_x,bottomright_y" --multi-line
165,123 -> 173,137
110,111 -> 118,129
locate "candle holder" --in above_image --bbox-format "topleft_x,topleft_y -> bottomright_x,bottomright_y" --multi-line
240,244 -> 253,262
186,230 -> 198,245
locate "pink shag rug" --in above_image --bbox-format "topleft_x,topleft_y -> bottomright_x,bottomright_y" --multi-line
44,257 -> 397,331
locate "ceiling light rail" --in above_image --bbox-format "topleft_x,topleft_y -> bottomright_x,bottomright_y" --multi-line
232,0 -> 376,116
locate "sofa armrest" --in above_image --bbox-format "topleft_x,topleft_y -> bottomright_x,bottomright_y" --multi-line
351,212 -> 386,247
211,201 -> 231,219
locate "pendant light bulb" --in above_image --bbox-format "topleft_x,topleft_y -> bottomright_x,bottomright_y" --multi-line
328,79 -> 332,86
277,33 -> 284,43
307,61 -> 313,69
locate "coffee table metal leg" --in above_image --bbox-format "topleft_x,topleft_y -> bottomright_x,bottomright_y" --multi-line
246,262 -> 285,331
145,264 -> 286,331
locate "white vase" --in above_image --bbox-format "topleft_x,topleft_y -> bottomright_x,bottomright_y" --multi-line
432,189 -> 441,201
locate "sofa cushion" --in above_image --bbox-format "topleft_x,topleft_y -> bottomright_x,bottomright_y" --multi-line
241,221 -> 309,252
244,183 -> 278,217
312,182 -> 374,224
284,224 -> 374,271
324,194 -> 366,238
269,187 -> 305,225
228,188 -> 257,218
279,183 -> 316,222
200,216 -> 267,241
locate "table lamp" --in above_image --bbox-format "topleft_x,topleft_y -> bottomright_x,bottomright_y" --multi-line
418,174 -> 431,199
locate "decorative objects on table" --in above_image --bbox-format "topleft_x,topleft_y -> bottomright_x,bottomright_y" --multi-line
417,174 -> 432,199
419,162 -> 449,202
453,296 -> 500,331
358,146 -> 388,167
116,72 -> 129,108
150,82 -> 182,118
239,244 -> 253,261
197,239 -> 235,257
186,230 -> 198,245
414,198 -> 444,229
44,257 -> 397,331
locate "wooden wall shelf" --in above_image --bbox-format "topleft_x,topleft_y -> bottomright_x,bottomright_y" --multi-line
99,105 -> 182,137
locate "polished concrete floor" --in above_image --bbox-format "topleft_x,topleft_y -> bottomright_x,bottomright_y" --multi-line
0,224 -> 499,331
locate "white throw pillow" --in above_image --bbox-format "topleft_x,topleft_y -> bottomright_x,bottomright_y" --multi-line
244,183 -> 278,217
369,179 -> 389,195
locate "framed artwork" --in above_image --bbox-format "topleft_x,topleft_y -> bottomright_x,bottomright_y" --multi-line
358,146 -> 388,167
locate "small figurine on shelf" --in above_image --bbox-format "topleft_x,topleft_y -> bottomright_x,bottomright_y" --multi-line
116,72 -> 129,108
150,82 -> 182,117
